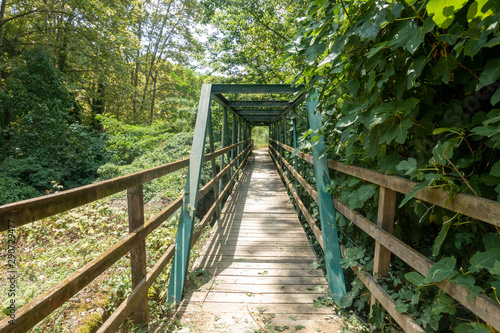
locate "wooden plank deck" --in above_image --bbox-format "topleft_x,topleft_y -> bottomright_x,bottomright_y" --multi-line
175,150 -> 342,332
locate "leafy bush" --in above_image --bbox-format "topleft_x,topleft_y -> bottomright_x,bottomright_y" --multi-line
288,0 -> 500,331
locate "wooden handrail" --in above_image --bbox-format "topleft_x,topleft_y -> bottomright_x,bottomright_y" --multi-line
0,140 -> 250,232
0,141 -> 252,333
97,147 -> 252,333
270,139 -> 500,226
268,141 -> 500,332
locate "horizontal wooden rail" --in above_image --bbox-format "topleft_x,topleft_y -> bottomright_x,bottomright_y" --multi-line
269,148 -> 323,245
269,147 -> 424,332
270,139 -> 500,227
0,142 -> 252,332
97,147 -> 252,332
0,139 -> 250,232
269,141 -> 500,332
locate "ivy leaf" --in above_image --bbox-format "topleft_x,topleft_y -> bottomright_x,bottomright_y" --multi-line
426,0 -> 469,29
490,261 -> 500,277
450,274 -> 475,288
454,322 -> 491,333
432,218 -> 453,257
433,54 -> 458,83
305,43 -> 326,65
379,118 -> 413,144
407,56 -> 427,89
490,160 -> 500,177
491,280 -> 500,292
388,20 -> 414,50
491,87 -> 500,106
366,41 -> 390,58
477,58 -> 500,90
405,17 -> 435,54
405,271 -> 425,286
394,300 -> 409,313
339,291 -> 356,308
399,173 -> 440,207
467,0 -> 496,22
469,248 -> 500,273
432,294 -> 456,315
423,256 -> 458,283
397,158 -> 418,176
432,140 -> 455,164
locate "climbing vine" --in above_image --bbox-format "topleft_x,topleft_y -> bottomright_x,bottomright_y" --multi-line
287,0 -> 500,331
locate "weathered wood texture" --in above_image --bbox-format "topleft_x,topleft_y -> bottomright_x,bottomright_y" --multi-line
0,140 -> 250,231
270,139 -> 500,227
269,139 -> 500,332
178,150 -> 341,332
0,144 -> 253,333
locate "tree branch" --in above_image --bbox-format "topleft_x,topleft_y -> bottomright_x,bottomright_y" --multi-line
246,10 -> 288,42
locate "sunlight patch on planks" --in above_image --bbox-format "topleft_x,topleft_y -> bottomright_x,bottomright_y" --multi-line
175,150 -> 342,332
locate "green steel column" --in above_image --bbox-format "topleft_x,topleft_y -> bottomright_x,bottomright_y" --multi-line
207,113 -> 219,218
167,84 -> 212,303
238,118 -> 242,167
292,109 -> 300,217
306,91 -> 346,303
218,108 -> 228,218
232,115 -> 237,183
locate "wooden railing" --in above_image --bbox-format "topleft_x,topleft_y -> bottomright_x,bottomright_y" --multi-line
0,138 -> 252,333
269,138 -> 500,332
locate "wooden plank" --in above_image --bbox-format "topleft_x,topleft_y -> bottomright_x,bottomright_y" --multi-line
0,140 -> 249,231
271,139 -> 500,227
178,303 -> 334,315
333,198 -> 500,332
127,185 -> 148,324
186,291 -> 323,304
372,186 -> 397,278
0,196 -> 183,333
200,268 -> 324,278
186,284 -> 325,294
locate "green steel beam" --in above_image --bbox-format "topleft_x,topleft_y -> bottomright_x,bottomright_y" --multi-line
241,115 -> 280,121
167,84 -> 212,304
306,91 -> 346,303
236,110 -> 283,115
292,109 -> 300,216
211,93 -> 250,127
276,93 -> 306,122
218,108 -> 228,218
211,84 -> 304,95
227,100 -> 291,108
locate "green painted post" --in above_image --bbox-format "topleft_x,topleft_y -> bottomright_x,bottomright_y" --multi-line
292,109 -> 300,217
219,108 -> 228,217
231,114 -> 237,185
167,84 -> 212,303
306,91 -> 346,303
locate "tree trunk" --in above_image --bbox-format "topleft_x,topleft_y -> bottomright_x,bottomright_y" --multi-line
149,69 -> 158,124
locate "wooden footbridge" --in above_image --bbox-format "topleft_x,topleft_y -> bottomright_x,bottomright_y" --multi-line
1,84 -> 499,332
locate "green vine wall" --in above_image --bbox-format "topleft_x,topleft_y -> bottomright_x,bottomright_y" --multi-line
287,0 -> 500,331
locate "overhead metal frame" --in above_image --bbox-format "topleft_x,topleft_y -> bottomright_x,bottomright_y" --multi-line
167,83 -> 345,305
211,84 -> 305,126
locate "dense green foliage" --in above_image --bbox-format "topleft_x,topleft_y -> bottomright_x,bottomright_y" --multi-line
199,0 -> 306,82
0,0 -> 207,204
286,0 -> 500,331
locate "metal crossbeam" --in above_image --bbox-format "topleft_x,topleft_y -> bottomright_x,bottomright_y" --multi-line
227,100 -> 291,108
211,84 -> 304,95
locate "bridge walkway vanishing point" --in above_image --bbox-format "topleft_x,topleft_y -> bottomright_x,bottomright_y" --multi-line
176,150 -> 341,332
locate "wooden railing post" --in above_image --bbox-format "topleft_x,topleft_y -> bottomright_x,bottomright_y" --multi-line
371,186 -> 397,307
127,184 -> 148,325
